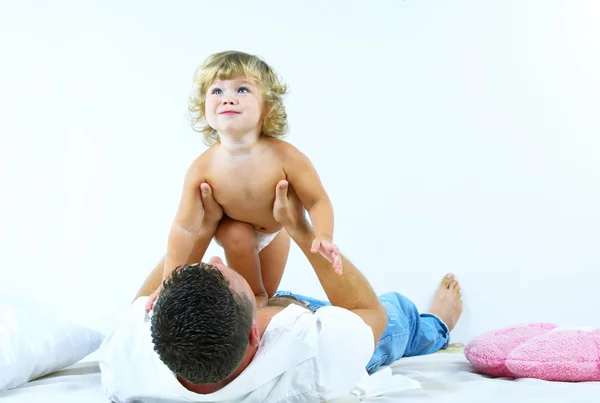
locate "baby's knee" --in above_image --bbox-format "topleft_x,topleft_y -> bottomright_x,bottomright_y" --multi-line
215,219 -> 256,251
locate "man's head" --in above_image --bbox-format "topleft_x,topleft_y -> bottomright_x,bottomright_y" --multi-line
150,258 -> 257,384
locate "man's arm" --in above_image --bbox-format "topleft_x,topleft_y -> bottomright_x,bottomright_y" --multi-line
272,180 -> 387,347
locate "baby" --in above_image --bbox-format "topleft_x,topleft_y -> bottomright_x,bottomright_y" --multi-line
146,50 -> 341,311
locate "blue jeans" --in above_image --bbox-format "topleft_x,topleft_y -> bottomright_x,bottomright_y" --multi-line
274,291 -> 450,374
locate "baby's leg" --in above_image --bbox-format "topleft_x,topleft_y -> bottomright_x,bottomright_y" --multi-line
258,229 -> 291,298
215,216 -> 268,307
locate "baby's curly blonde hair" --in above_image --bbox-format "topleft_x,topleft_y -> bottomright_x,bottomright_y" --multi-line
188,50 -> 289,146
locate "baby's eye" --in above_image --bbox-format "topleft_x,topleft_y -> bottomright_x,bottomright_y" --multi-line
237,87 -> 249,93
211,88 -> 222,95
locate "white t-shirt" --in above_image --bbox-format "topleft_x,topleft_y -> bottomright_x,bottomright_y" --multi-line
98,297 -> 376,403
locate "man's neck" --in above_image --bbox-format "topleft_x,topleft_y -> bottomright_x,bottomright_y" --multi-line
177,345 -> 258,394
178,307 -> 280,394
256,305 -> 284,335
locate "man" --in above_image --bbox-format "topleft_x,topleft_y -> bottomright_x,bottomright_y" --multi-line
99,180 -> 463,402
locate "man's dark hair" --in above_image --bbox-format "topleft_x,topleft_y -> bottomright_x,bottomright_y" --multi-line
150,262 -> 254,384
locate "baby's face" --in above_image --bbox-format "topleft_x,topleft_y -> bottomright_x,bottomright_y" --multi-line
205,73 -> 264,137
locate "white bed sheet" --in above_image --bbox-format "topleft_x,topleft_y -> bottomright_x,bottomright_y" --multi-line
380,347 -> 600,403
1,347 -> 599,403
0,360 -> 105,403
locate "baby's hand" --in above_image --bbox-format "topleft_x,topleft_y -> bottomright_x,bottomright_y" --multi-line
145,286 -> 162,313
311,236 -> 343,275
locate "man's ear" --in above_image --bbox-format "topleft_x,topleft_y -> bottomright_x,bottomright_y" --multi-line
249,322 -> 260,348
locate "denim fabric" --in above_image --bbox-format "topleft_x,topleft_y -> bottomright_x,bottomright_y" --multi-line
273,291 -> 450,374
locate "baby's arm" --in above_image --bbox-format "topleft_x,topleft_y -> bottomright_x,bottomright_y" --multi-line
282,146 -> 341,273
164,160 -> 213,280
283,148 -> 333,239
145,158 -> 216,312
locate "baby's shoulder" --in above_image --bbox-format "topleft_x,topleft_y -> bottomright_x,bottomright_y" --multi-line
197,145 -> 222,164
186,148 -> 216,176
264,137 -> 305,159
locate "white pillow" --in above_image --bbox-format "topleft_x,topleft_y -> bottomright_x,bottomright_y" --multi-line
0,303 -> 104,391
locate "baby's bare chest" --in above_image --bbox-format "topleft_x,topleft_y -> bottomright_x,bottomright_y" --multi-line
206,155 -> 286,217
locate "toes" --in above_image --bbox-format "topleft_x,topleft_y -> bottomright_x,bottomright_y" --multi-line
448,279 -> 459,290
441,273 -> 454,287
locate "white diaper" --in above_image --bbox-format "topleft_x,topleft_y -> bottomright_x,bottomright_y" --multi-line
255,230 -> 280,252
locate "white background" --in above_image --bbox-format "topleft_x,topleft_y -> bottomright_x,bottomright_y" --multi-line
1,0 -> 599,343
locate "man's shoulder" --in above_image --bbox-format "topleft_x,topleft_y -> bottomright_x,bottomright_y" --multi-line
266,304 -> 373,350
259,305 -> 374,400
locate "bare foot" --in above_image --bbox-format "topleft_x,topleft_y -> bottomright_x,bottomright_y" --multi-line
428,273 -> 463,331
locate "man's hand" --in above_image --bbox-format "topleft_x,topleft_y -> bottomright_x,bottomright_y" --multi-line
145,285 -> 162,313
200,183 -> 223,225
273,180 -> 310,234
311,236 -> 343,275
